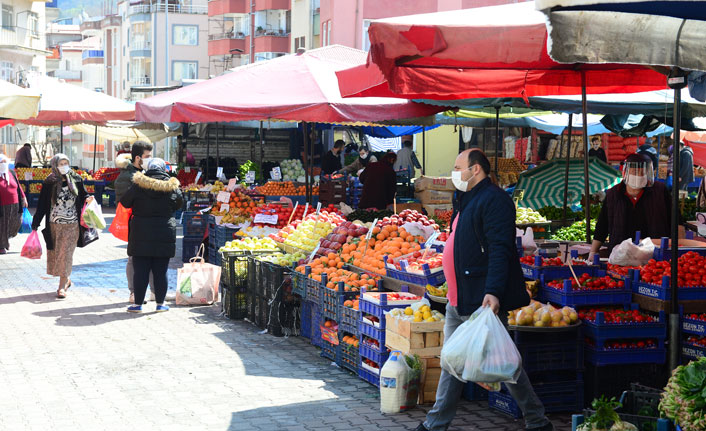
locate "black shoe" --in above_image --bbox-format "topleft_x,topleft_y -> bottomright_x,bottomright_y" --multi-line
526,423 -> 554,431
414,424 -> 429,431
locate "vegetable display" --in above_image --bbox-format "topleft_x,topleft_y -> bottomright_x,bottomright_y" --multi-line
551,219 -> 598,242
659,356 -> 706,430
640,254 -> 706,287
536,205 -> 602,221
516,207 -> 548,224
578,396 -> 638,430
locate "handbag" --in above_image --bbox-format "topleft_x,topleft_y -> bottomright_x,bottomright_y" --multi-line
176,244 -> 221,306
78,225 -> 99,247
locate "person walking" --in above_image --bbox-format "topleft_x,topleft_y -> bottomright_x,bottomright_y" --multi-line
14,143 -> 32,168
31,154 -> 91,298
0,154 -> 28,254
415,149 -> 553,431
358,152 -> 397,210
120,158 -> 183,313
115,141 -> 155,304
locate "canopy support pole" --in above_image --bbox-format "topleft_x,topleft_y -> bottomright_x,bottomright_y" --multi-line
669,78 -> 684,371
422,129 -> 426,176
562,114 -> 573,221
205,125 -> 210,183
581,72 -> 591,244
303,122 -> 310,202
482,127 -> 487,152
215,124 -> 220,172
657,135 -> 662,176
259,121 -> 265,170
92,125 -> 98,172
494,107 -> 500,174
60,121 -> 64,154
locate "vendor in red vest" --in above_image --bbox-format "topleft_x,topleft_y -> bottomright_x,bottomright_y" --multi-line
589,153 -> 671,259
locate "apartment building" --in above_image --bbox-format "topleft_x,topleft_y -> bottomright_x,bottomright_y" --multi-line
290,0 -> 318,52
207,0 -> 291,76
118,0 -> 209,101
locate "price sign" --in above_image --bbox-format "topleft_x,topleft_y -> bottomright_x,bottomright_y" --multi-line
194,171 -> 202,184
226,178 -> 238,191
271,167 -> 282,181
216,166 -> 224,179
254,213 -> 279,225
24,172 -> 33,181
366,219 -> 379,241
245,171 -> 255,184
219,203 -> 230,212
316,201 -> 322,215
216,191 -> 231,203
303,202 -> 309,219
185,166 -> 191,173
308,243 -> 321,262
424,232 -> 441,249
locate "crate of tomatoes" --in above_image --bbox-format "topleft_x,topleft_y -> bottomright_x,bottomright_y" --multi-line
540,273 -> 631,307
630,254 -> 706,301
520,254 -> 601,281
579,304 -> 666,340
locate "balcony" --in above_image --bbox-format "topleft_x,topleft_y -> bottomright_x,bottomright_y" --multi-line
254,0 -> 289,11
130,76 -> 151,86
128,3 -> 207,16
79,20 -> 101,34
82,49 -> 104,64
208,0 -> 246,16
101,15 -> 122,28
48,69 -> 82,81
208,36 -> 246,56
0,26 -> 47,54
253,33 -> 289,53
130,40 -> 152,57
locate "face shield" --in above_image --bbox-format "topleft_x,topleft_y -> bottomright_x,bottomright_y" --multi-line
623,159 -> 654,189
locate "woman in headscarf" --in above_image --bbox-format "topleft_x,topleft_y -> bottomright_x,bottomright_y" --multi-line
340,146 -> 377,176
120,158 -> 183,313
32,154 -> 90,298
0,154 -> 28,254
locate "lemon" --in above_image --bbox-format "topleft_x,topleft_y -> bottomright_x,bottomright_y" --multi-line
404,307 -> 413,316
425,317 -> 436,322
413,316 -> 424,322
421,305 -> 430,313
413,311 -> 423,320
423,311 -> 432,320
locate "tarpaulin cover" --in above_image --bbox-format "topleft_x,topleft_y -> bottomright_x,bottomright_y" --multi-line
682,132 -> 706,168
135,45 -> 443,124
0,79 -> 40,120
336,1 -> 666,101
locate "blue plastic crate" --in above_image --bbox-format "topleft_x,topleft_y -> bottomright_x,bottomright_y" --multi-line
183,211 -> 208,238
182,237 -> 203,263
488,391 -> 523,419
490,378 -> 584,418
359,320 -> 386,341
358,362 -> 381,387
311,310 -> 323,348
359,336 -> 390,364
582,306 -> 667,340
584,339 -> 666,366
512,330 -> 583,374
629,272 -> 706,301
340,341 -> 359,373
652,237 -> 706,261
321,339 -> 340,362
300,301 -> 313,339
215,224 -> 238,245
521,253 -> 601,281
340,304 -> 360,335
682,339 -> 706,361
291,269 -> 308,298
462,382 -> 489,401
320,281 -> 358,322
384,256 -> 446,286
539,276 -> 631,307
305,271 -> 324,304
682,314 -> 706,336
358,286 -> 412,320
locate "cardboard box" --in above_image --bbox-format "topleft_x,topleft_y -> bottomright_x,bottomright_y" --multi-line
395,202 -> 423,214
385,314 -> 444,357
418,357 -> 442,404
423,204 -> 453,217
414,176 -> 456,192
415,189 -> 454,205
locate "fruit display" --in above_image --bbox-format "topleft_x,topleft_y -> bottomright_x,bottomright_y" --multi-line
389,301 -> 444,323
508,300 -> 579,327
318,221 -> 369,256
294,254 -> 381,292
387,251 -> 443,273
640,253 -> 706,287
29,183 -> 42,194
251,203 -> 316,229
343,297 -> 359,310
339,226 -> 427,276
210,180 -> 225,193
219,237 -> 279,252
341,334 -> 359,348
426,282 -> 448,298
210,191 -> 265,223
256,252 -> 307,267
176,169 -> 202,187
584,338 -> 658,350
546,274 -> 625,291
519,256 -> 588,267
606,263 -> 640,278
659,356 -> 706,431
235,225 -> 281,238
279,159 -> 306,181
431,210 -> 452,230
346,209 -> 394,223
578,307 -> 657,324
379,209 -> 439,229
550,219 -> 597,242
15,168 -> 51,181
516,207 -> 548,224
256,181 -> 318,196
361,291 -> 422,305
282,212 -> 345,252
437,231 -> 449,242
685,313 -> 706,322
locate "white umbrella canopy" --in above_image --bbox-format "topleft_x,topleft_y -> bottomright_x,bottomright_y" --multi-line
71,121 -> 180,143
536,0 -> 706,71
0,79 -> 40,120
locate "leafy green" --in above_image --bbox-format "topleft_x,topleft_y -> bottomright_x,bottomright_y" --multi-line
659,357 -> 706,430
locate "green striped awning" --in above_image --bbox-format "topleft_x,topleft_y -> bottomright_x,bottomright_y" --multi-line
516,158 -> 622,210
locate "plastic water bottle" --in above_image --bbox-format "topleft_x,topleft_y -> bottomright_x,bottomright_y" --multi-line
380,351 -> 409,414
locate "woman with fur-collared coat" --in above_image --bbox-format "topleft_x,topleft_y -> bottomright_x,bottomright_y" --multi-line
120,158 -> 183,313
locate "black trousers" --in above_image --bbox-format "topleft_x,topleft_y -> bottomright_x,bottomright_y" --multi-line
132,256 -> 169,305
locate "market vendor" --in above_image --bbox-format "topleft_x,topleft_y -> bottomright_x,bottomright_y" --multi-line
339,146 -> 377,176
358,152 -> 397,210
321,140 -> 344,175
589,153 -> 671,258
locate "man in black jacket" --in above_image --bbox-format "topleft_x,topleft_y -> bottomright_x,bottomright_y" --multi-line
416,149 -> 553,431
321,140 -> 344,175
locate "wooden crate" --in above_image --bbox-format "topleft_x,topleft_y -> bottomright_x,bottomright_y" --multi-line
633,293 -> 706,314
385,314 -> 444,357
418,357 -> 441,405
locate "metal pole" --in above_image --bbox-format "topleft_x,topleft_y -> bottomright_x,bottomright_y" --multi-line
482,127 -> 487,152
164,0 -> 169,86
562,114 -> 573,221
215,123 -> 220,170
669,85 -> 683,370
494,107 -> 500,174
259,120 -> 265,169
581,72 -> 592,244
657,135 -> 662,177
422,129 -> 426,176
60,121 -> 64,154
303,122 -> 310,201
92,125 -> 98,172
205,125 -> 210,183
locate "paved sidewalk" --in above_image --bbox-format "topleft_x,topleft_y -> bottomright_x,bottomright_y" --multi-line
0,209 -> 573,431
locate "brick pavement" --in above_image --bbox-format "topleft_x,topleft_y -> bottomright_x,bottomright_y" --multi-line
0,209 -> 574,431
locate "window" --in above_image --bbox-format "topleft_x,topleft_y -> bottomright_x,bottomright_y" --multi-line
2,4 -> 13,29
294,36 -> 305,50
28,12 -> 38,36
1,125 -> 15,145
0,61 -> 13,81
172,61 -> 197,81
321,21 -> 327,47
173,25 -> 198,46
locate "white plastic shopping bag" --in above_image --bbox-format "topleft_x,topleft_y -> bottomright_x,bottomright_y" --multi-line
608,237 -> 655,267
81,198 -> 107,230
176,244 -> 221,305
440,307 -> 522,385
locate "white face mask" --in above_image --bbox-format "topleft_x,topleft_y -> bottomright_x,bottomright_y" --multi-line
141,157 -> 151,171
626,175 -> 647,189
58,165 -> 70,175
0,163 -> 8,174
451,168 -> 474,192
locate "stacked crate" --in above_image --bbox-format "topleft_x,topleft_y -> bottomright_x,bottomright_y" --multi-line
347,177 -> 363,208
318,179 -> 347,206
208,215 -> 239,266
181,211 -> 208,262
